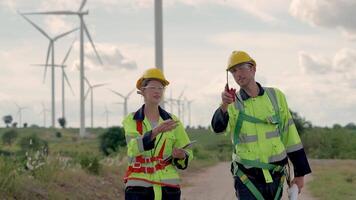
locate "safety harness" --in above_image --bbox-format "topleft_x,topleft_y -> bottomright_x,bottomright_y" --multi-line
232,87 -> 287,200
123,120 -> 179,188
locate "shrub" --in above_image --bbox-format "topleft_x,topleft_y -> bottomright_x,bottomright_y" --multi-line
78,154 -> 101,175
18,134 -> 48,154
55,131 -> 62,138
99,127 -> 126,156
1,129 -> 18,146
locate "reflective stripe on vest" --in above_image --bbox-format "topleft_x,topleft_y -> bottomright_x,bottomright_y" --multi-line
123,120 -> 178,188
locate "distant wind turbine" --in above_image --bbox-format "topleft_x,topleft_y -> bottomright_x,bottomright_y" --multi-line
19,13 -> 77,128
85,77 -> 108,128
21,0 -> 103,137
185,98 -> 194,127
103,104 -> 112,128
14,103 -> 28,128
31,40 -> 76,120
109,89 -> 135,118
39,102 -> 50,127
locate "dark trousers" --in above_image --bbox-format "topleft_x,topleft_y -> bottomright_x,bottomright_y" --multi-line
125,186 -> 181,200
233,175 -> 283,200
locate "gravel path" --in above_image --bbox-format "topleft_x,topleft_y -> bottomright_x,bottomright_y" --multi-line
181,162 -> 315,200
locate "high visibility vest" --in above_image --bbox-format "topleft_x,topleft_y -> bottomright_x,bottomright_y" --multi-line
122,112 -> 193,189
226,87 -> 303,183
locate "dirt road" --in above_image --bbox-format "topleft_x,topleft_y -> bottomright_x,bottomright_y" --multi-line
181,162 -> 315,200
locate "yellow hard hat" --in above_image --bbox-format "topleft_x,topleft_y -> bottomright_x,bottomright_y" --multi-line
136,68 -> 170,90
227,51 -> 256,71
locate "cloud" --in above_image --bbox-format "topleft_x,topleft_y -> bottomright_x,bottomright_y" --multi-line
72,42 -> 137,71
299,51 -> 331,74
290,0 -> 356,39
299,48 -> 356,87
168,0 -> 289,23
43,16 -> 75,35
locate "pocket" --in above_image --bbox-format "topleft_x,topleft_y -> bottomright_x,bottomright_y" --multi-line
125,186 -> 153,196
162,187 -> 181,200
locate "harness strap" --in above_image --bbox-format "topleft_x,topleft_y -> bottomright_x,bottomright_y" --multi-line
125,177 -> 180,188
235,166 -> 286,200
136,120 -> 143,135
124,119 -> 174,188
236,169 -> 264,200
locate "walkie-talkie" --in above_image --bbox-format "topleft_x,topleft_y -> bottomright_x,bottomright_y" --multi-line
225,71 -> 236,101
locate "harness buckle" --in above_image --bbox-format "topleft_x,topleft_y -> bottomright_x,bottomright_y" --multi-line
132,162 -> 141,169
144,157 -> 151,163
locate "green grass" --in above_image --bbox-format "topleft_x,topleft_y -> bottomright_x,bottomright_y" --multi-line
308,159 -> 356,200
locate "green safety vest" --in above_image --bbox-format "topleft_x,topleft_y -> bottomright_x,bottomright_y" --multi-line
122,112 -> 193,200
226,87 -> 303,200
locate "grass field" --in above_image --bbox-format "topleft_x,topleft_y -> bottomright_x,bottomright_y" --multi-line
1,127 -> 356,199
308,159 -> 356,200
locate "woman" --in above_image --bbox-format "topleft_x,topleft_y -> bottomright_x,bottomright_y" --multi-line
122,68 -> 193,200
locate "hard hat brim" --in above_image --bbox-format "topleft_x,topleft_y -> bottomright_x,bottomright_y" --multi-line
136,78 -> 169,90
227,59 -> 256,71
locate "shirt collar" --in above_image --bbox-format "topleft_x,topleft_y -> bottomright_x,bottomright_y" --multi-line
239,82 -> 265,101
133,104 -> 172,121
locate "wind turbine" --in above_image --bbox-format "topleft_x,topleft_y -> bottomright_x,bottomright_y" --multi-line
185,98 -> 194,127
103,104 -> 112,128
39,102 -> 50,127
85,77 -> 108,128
154,0 -> 165,108
19,13 -> 77,128
32,40 -> 76,120
155,0 -> 163,71
165,88 -> 177,114
109,89 -> 135,118
14,103 -> 28,128
21,0 -> 103,137
176,88 -> 186,119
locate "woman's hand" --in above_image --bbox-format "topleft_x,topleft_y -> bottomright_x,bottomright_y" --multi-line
172,148 -> 186,160
151,119 -> 178,140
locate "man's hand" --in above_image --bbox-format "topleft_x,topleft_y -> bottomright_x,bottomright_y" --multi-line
221,90 -> 234,112
151,119 -> 178,140
172,148 -> 186,160
291,176 -> 304,193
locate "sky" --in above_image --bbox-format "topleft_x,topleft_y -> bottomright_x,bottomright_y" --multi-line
0,0 -> 355,128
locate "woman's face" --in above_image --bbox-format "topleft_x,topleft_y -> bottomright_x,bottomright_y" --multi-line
141,80 -> 165,105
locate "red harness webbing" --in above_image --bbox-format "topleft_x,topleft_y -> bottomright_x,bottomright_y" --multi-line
123,120 -> 178,187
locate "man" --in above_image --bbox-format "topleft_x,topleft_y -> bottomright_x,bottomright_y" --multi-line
211,51 -> 311,200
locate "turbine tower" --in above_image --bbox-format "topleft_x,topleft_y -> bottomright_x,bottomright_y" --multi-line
32,40 -> 75,121
19,13 -> 77,127
103,104 -> 112,128
85,77 -> 107,128
155,0 -> 163,71
110,89 -> 135,118
39,102 -> 50,127
14,103 -> 28,128
21,0 -> 103,137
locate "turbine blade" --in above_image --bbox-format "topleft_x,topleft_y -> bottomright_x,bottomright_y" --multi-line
127,88 -> 135,98
78,0 -> 87,12
92,83 -> 108,88
62,39 -> 76,65
32,64 -> 61,67
64,72 -> 75,95
83,22 -> 103,65
109,89 -> 125,98
84,88 -> 90,100
20,13 -> 51,39
21,11 -> 79,15
43,42 -> 52,83
54,28 -> 78,41
84,76 -> 91,87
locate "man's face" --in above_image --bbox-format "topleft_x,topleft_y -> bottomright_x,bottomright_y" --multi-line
229,63 -> 256,88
